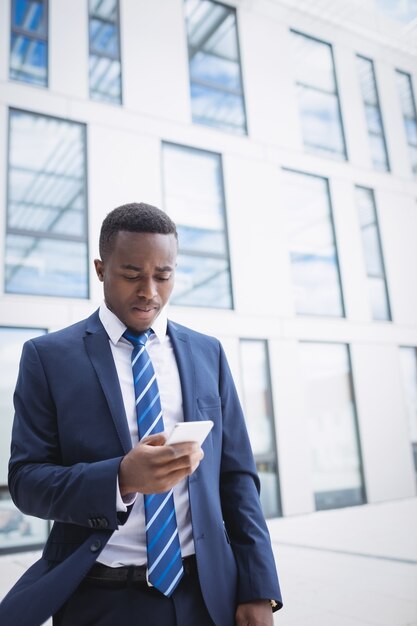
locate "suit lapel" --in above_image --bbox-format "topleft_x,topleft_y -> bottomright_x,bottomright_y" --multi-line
84,311 -> 132,454
168,321 -> 196,424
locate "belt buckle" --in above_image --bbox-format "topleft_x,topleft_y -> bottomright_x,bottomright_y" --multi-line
146,568 -> 153,588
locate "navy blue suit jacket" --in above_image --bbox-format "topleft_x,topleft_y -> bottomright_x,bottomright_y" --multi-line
0,310 -> 281,625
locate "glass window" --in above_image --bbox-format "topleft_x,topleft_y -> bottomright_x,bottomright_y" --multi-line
162,142 -> 232,308
6,109 -> 88,298
281,169 -> 344,317
396,70 -> 417,177
399,347 -> 417,482
376,0 -> 417,23
184,0 -> 247,135
299,342 -> 365,511
291,31 -> 346,160
356,56 -> 390,172
89,0 -> 122,104
355,186 -> 391,321
10,0 -> 48,86
240,340 -> 281,518
0,327 -> 49,553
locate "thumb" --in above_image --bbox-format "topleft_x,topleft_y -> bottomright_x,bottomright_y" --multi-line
141,432 -> 166,446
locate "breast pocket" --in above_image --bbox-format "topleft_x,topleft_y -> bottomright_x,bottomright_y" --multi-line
196,395 -> 221,414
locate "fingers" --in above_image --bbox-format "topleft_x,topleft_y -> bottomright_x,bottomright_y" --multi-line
141,432 -> 167,446
118,438 -> 204,496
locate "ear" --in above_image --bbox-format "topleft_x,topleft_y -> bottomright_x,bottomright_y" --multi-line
94,259 -> 104,282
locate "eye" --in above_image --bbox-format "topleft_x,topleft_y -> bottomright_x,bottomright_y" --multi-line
156,274 -> 171,282
123,275 -> 140,280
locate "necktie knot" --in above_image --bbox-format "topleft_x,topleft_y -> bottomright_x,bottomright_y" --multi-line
123,329 -> 151,347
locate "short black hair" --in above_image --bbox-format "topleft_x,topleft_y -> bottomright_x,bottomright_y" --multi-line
99,202 -> 178,260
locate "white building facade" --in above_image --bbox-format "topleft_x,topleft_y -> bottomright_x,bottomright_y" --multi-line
0,0 -> 416,553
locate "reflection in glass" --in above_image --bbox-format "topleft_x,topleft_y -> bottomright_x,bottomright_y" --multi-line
163,143 -> 232,308
0,327 -> 49,553
376,0 -> 417,24
297,87 -> 346,157
10,0 -> 48,86
291,31 -> 346,159
396,70 -> 417,177
282,169 -> 344,316
399,347 -> 417,481
184,0 -> 247,134
355,186 -> 391,321
357,56 -> 390,171
300,342 -> 365,510
6,110 -> 88,298
89,0 -> 122,104
240,340 -> 281,518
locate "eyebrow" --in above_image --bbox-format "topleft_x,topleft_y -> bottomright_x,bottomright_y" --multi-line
121,264 -> 173,272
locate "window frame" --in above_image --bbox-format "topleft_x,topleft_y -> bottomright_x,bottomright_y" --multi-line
87,0 -> 123,105
183,0 -> 248,135
396,69 -> 417,178
282,166 -> 346,318
9,0 -> 49,87
0,324 -> 50,555
356,54 -> 390,172
290,29 -> 348,160
161,140 -> 234,310
355,185 -> 392,321
5,107 -> 90,299
239,337 -> 282,518
300,340 -> 367,511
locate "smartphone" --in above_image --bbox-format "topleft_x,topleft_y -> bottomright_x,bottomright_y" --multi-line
165,420 -> 214,446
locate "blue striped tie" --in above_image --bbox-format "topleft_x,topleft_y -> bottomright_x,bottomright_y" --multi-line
123,329 -> 184,596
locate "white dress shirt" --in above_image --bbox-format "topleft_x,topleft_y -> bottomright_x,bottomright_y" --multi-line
97,302 -> 195,566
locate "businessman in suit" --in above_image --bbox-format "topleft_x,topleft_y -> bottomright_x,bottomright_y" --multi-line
0,203 -> 282,625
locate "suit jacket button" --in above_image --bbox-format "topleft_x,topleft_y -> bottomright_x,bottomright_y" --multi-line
90,540 -> 101,553
100,519 -> 108,528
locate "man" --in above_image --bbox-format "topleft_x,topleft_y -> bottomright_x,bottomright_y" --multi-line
0,203 -> 282,625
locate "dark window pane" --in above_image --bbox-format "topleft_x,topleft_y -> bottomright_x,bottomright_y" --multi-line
12,0 -> 46,35
10,0 -> 48,86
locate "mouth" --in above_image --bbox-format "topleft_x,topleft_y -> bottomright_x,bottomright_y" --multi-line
131,305 -> 159,314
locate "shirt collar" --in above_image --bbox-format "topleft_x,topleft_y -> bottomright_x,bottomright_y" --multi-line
99,302 -> 168,346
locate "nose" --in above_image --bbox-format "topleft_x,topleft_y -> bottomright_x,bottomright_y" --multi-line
137,277 -> 157,300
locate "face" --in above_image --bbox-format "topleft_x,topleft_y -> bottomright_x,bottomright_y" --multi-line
94,231 -> 177,333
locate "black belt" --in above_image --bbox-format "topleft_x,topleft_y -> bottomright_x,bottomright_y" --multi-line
85,555 -> 197,588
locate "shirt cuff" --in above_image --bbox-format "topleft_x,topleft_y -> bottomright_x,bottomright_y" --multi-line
116,475 -> 137,512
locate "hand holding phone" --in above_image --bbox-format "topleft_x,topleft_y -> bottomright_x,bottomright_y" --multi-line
165,420 -> 213,446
